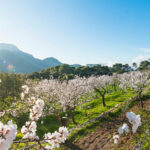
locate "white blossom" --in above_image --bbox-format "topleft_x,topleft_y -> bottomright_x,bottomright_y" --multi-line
118,123 -> 129,134
22,85 -> 29,94
44,127 -> 69,149
126,112 -> 141,133
0,121 -> 17,150
113,135 -> 119,144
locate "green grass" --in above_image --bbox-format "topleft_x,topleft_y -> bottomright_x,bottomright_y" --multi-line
66,95 -> 138,143
12,91 -> 150,150
60,93 -> 150,150
7,88 -> 150,149
71,90 -> 134,125
36,89 -> 135,137
37,115 -> 60,138
133,110 -> 150,150
1,89 -> 137,140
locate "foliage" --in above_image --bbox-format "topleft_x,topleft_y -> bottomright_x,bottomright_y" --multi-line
0,72 -> 24,101
0,70 -> 150,149
28,63 -> 133,80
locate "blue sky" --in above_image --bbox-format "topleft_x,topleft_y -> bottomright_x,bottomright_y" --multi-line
0,0 -> 150,65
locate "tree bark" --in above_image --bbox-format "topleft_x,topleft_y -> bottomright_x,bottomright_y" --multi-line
61,117 -> 68,126
113,85 -> 117,92
56,114 -> 62,125
70,109 -> 77,124
138,91 -> 143,108
94,88 -> 106,107
102,95 -> 106,107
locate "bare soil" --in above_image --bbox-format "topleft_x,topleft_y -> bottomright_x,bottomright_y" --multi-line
64,100 -> 150,150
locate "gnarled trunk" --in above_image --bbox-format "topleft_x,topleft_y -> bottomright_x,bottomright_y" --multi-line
70,109 -> 77,124
102,94 -> 106,107
138,91 -> 143,108
94,88 -> 106,107
61,117 -> 68,126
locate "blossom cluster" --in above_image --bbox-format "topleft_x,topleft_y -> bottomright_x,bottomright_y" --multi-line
119,71 -> 150,93
44,126 -> 69,149
30,99 -> 45,121
118,123 -> 129,134
113,112 -> 141,144
126,112 -> 141,133
21,85 -> 29,99
20,85 -> 69,149
21,97 -> 44,139
21,121 -> 38,140
0,121 -> 17,150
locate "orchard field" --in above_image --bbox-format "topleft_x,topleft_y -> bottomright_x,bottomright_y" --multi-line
0,71 -> 150,150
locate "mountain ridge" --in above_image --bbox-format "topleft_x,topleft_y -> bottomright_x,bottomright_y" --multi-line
0,43 -> 62,73
0,43 -> 105,74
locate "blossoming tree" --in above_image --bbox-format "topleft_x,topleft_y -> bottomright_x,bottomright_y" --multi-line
56,76 -> 90,124
32,77 -> 90,124
0,84 -> 69,150
87,75 -> 111,107
120,71 -> 150,108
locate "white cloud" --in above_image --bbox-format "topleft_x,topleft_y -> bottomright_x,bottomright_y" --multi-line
131,48 -> 150,65
139,48 -> 150,53
131,54 -> 150,65
106,61 -> 118,67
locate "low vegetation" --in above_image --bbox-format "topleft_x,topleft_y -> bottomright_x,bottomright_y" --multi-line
0,70 -> 150,149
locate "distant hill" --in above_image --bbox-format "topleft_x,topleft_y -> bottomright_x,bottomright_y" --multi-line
86,64 -> 99,67
70,64 -> 81,68
42,57 -> 62,67
0,43 -> 134,75
0,43 -> 62,73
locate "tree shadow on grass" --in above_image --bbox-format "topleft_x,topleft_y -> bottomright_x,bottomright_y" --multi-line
64,141 -> 84,150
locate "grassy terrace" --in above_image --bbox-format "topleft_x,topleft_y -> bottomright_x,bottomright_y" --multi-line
36,89 -> 135,136
11,88 -> 150,149
68,90 -> 134,127
59,92 -> 150,150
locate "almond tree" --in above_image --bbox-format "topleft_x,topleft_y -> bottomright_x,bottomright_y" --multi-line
32,77 -> 90,124
30,79 -> 63,122
110,73 -> 121,92
0,84 -> 69,150
120,71 -> 150,108
56,76 -> 90,124
87,75 -> 111,107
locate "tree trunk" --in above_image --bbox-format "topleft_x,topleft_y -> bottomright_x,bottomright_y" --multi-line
95,88 -> 106,107
113,85 -> 117,92
102,95 -> 106,107
138,91 -> 143,108
56,114 -> 62,125
61,117 -> 68,126
70,109 -> 77,124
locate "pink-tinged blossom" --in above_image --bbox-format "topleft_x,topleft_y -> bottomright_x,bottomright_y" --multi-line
0,121 -> 17,150
44,127 -> 69,149
21,98 -> 44,139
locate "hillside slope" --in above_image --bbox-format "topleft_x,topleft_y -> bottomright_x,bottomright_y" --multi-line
0,43 -> 62,73
61,99 -> 150,150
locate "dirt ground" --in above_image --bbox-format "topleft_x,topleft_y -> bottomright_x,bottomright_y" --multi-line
64,100 -> 150,150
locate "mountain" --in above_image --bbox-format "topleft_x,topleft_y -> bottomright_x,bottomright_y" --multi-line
42,57 -> 62,67
0,43 -> 62,73
0,43 -> 107,74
